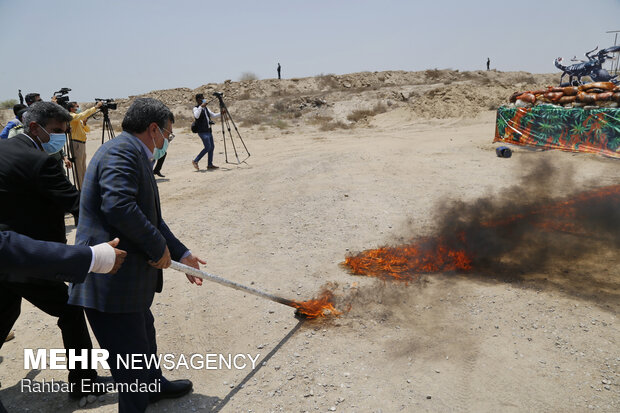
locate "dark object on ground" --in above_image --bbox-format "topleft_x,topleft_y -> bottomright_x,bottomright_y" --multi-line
149,379 -> 193,403
496,146 -> 512,158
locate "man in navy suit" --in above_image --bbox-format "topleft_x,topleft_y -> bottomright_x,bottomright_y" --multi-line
0,231 -> 126,281
68,98 -> 205,413
0,232 -> 125,413
0,102 -> 112,399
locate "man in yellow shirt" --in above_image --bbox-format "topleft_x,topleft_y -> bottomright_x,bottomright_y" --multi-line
67,101 -> 102,189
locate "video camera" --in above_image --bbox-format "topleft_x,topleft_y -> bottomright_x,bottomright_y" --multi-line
53,87 -> 71,108
95,98 -> 117,111
213,92 -> 224,98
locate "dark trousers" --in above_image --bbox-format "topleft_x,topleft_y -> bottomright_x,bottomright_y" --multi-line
194,132 -> 214,166
85,308 -> 163,413
0,280 -> 97,384
153,152 -> 166,175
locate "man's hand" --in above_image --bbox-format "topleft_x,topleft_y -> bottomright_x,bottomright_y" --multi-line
95,101 -> 103,109
106,238 -> 127,274
64,157 -> 72,169
149,246 -> 171,269
91,238 -> 127,274
180,253 -> 205,286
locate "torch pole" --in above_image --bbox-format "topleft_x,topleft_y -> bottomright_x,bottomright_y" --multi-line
170,261 -> 296,307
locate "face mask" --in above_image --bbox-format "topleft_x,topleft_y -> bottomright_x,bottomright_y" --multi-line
75,108 -> 81,113
37,124 -> 66,154
152,128 -> 169,160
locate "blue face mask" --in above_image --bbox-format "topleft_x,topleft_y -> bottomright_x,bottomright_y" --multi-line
152,128 -> 169,160
38,124 -> 66,154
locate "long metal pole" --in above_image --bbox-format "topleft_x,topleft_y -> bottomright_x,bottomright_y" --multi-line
614,33 -> 618,74
170,261 -> 296,307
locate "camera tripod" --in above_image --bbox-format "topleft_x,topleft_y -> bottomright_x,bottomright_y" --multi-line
99,107 -> 116,144
63,128 -> 81,191
213,92 -> 250,164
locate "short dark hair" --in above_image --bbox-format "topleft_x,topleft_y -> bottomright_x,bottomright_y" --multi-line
16,108 -> 28,122
67,101 -> 78,111
22,102 -> 72,133
25,93 -> 40,105
121,98 -> 174,134
195,93 -> 204,104
13,104 -> 27,116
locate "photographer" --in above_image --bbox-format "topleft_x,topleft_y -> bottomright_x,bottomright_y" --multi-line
191,93 -> 223,171
67,101 -> 103,188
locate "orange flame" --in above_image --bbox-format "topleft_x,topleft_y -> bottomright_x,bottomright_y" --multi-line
343,185 -> 620,281
344,237 -> 473,281
290,290 -> 342,319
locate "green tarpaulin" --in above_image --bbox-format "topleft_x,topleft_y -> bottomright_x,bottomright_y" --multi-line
494,105 -> 620,159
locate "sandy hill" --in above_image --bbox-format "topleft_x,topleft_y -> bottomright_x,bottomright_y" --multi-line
1,70 -> 559,130
101,70 -> 559,130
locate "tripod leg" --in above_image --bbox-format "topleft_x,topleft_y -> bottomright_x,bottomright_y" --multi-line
215,97 -> 250,164
219,101 -> 228,163
64,132 -> 80,190
224,113 -> 240,164
69,139 -> 81,190
219,102 -> 241,164
102,115 -> 116,141
223,107 -> 250,161
220,101 -> 250,163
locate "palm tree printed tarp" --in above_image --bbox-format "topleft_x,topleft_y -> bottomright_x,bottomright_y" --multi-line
494,106 -> 620,159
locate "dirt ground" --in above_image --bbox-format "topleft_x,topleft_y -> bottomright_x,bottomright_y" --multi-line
0,101 -> 618,412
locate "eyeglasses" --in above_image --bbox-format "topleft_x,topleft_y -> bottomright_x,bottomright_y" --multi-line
160,127 -> 175,141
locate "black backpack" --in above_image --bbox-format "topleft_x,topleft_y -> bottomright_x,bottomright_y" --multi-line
191,106 -> 211,133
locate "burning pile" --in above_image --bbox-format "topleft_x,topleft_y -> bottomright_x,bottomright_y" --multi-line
343,184 -> 620,281
290,290 -> 342,319
345,237 -> 472,281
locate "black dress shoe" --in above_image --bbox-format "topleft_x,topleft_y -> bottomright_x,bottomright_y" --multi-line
149,379 -> 193,403
154,171 -> 165,177
69,376 -> 114,400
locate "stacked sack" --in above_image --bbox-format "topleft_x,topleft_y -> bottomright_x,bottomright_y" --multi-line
509,82 -> 620,108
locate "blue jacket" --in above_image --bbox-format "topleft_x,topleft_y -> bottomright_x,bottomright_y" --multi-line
0,119 -> 20,139
68,132 -> 187,313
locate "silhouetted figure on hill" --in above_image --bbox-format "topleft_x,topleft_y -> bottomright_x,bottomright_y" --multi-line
277,63 -> 281,79
487,58 -> 490,71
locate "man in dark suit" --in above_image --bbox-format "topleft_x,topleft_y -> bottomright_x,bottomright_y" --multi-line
68,98 -> 205,413
0,101 -> 109,399
0,231 -> 126,281
0,232 -> 125,413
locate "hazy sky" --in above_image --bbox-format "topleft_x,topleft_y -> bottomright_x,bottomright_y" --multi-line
1,0 -> 619,102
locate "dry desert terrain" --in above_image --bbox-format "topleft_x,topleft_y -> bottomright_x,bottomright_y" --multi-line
1,70 -> 618,412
